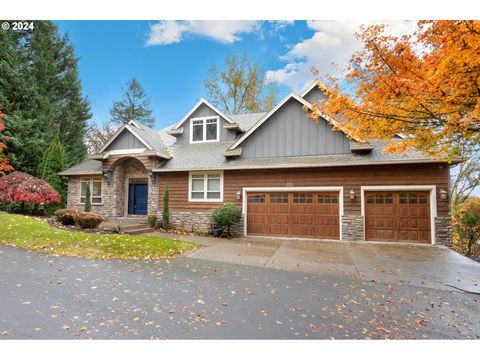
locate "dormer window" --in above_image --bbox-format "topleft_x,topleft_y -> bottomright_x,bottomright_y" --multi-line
190,116 -> 219,143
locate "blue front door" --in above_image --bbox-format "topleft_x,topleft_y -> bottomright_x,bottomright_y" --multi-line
128,183 -> 148,215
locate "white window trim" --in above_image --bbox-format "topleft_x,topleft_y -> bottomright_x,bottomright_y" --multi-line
189,116 -> 220,143
79,178 -> 103,206
360,185 -> 437,245
188,171 -> 224,202
242,186 -> 344,240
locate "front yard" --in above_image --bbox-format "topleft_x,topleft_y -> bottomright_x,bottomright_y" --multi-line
0,213 -> 199,259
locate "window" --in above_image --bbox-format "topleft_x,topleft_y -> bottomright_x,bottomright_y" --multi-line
248,194 -> 265,203
270,193 -> 288,203
189,172 -> 223,202
80,178 -> 102,204
190,116 -> 219,143
293,193 -> 313,203
318,194 -> 338,204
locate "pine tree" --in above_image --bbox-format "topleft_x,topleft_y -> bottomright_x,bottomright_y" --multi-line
37,135 -> 67,202
0,21 -> 91,173
110,78 -> 155,127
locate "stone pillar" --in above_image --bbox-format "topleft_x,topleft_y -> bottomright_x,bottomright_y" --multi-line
341,215 -> 364,241
435,216 -> 452,247
148,172 -> 159,215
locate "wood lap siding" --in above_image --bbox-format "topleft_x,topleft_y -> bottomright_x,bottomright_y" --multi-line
157,163 -> 450,215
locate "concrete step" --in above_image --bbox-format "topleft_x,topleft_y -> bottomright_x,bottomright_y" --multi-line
123,227 -> 153,235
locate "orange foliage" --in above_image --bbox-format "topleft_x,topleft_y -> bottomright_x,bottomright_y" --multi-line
310,20 -> 480,159
0,110 -> 13,175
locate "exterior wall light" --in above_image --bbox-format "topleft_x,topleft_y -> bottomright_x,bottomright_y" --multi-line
439,189 -> 448,200
349,189 -> 355,200
236,191 -> 242,200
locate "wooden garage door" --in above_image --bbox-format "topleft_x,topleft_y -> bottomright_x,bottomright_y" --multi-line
365,192 -> 431,243
246,192 -> 339,239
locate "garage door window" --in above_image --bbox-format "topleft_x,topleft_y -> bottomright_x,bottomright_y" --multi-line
399,193 -> 422,204
248,194 -> 265,203
293,193 -> 313,203
367,193 -> 393,204
318,194 -> 338,204
270,193 -> 288,203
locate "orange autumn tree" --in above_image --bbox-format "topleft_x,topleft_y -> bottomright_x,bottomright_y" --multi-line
310,20 -> 480,159
0,109 -> 14,175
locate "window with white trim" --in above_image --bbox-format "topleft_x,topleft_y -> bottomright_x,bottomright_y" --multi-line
190,116 -> 219,143
189,172 -> 223,201
80,178 -> 103,204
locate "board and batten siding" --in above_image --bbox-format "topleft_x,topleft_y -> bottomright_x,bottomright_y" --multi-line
302,86 -> 328,105
239,98 -> 351,159
107,129 -> 146,151
175,103 -> 237,144
157,163 -> 450,216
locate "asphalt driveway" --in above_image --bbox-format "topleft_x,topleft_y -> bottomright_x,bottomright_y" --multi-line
0,243 -> 479,339
153,234 -> 480,294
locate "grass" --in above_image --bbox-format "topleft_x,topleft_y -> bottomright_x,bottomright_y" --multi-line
0,213 -> 199,259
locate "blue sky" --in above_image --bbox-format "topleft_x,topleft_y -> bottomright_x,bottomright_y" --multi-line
55,20 -> 416,130
55,21 -> 312,130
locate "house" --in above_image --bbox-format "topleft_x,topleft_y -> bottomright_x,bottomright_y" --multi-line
59,82 -> 459,245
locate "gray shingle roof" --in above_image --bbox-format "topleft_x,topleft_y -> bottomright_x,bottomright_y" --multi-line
153,140 -> 444,172
58,159 -> 102,176
132,122 -> 171,158
229,112 -> 267,131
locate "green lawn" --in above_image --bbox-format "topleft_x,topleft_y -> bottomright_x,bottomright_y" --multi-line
0,213 -> 199,259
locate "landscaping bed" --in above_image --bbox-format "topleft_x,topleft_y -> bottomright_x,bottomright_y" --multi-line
0,213 -> 199,259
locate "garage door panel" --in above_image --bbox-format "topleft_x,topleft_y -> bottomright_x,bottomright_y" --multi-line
247,191 -> 340,239
365,191 -> 431,244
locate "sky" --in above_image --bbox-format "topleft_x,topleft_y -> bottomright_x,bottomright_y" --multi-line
55,20 -> 417,131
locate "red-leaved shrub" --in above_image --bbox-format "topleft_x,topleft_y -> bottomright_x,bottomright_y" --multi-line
73,211 -> 105,229
0,171 -> 61,205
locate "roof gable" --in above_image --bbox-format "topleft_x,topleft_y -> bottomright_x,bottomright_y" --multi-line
228,93 -> 313,150
98,123 -> 153,153
172,98 -> 236,130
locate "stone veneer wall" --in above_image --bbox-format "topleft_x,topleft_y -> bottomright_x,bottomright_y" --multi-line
166,210 -> 244,236
66,175 -> 111,217
434,216 -> 452,247
341,215 -> 364,241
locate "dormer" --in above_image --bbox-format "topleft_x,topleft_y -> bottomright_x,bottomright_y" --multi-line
169,98 -> 244,144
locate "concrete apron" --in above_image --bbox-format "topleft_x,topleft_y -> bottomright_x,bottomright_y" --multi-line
154,233 -> 480,294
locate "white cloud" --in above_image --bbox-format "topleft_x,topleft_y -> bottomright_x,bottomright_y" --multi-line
266,20 -> 417,91
146,20 -> 261,46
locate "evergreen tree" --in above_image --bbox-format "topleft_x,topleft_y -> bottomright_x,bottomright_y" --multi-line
162,185 -> 170,229
0,20 -> 91,173
110,78 -> 155,127
84,184 -> 91,212
37,135 -> 67,201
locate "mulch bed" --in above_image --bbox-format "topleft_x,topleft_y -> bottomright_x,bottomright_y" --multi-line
47,217 -> 116,235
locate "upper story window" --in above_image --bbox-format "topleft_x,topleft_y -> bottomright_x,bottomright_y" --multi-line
190,116 -> 219,143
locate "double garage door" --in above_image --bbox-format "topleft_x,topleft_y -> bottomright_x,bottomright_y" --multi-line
246,190 -> 431,243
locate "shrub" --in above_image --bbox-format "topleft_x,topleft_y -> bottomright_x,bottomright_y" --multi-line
147,214 -> 158,228
212,204 -> 242,237
162,185 -> 170,229
73,211 -> 105,229
452,197 -> 480,256
55,208 -> 80,225
0,171 -> 61,211
84,184 -> 91,212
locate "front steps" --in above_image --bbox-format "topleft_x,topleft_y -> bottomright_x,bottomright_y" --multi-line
100,218 -> 152,235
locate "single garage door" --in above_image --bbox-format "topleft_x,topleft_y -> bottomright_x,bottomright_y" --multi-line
365,191 -> 431,243
246,192 -> 339,239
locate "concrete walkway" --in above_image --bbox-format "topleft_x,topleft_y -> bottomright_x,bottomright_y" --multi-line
148,232 -> 480,293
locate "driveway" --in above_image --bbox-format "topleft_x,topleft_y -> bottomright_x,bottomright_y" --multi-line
152,233 -> 480,294
0,244 -> 479,339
